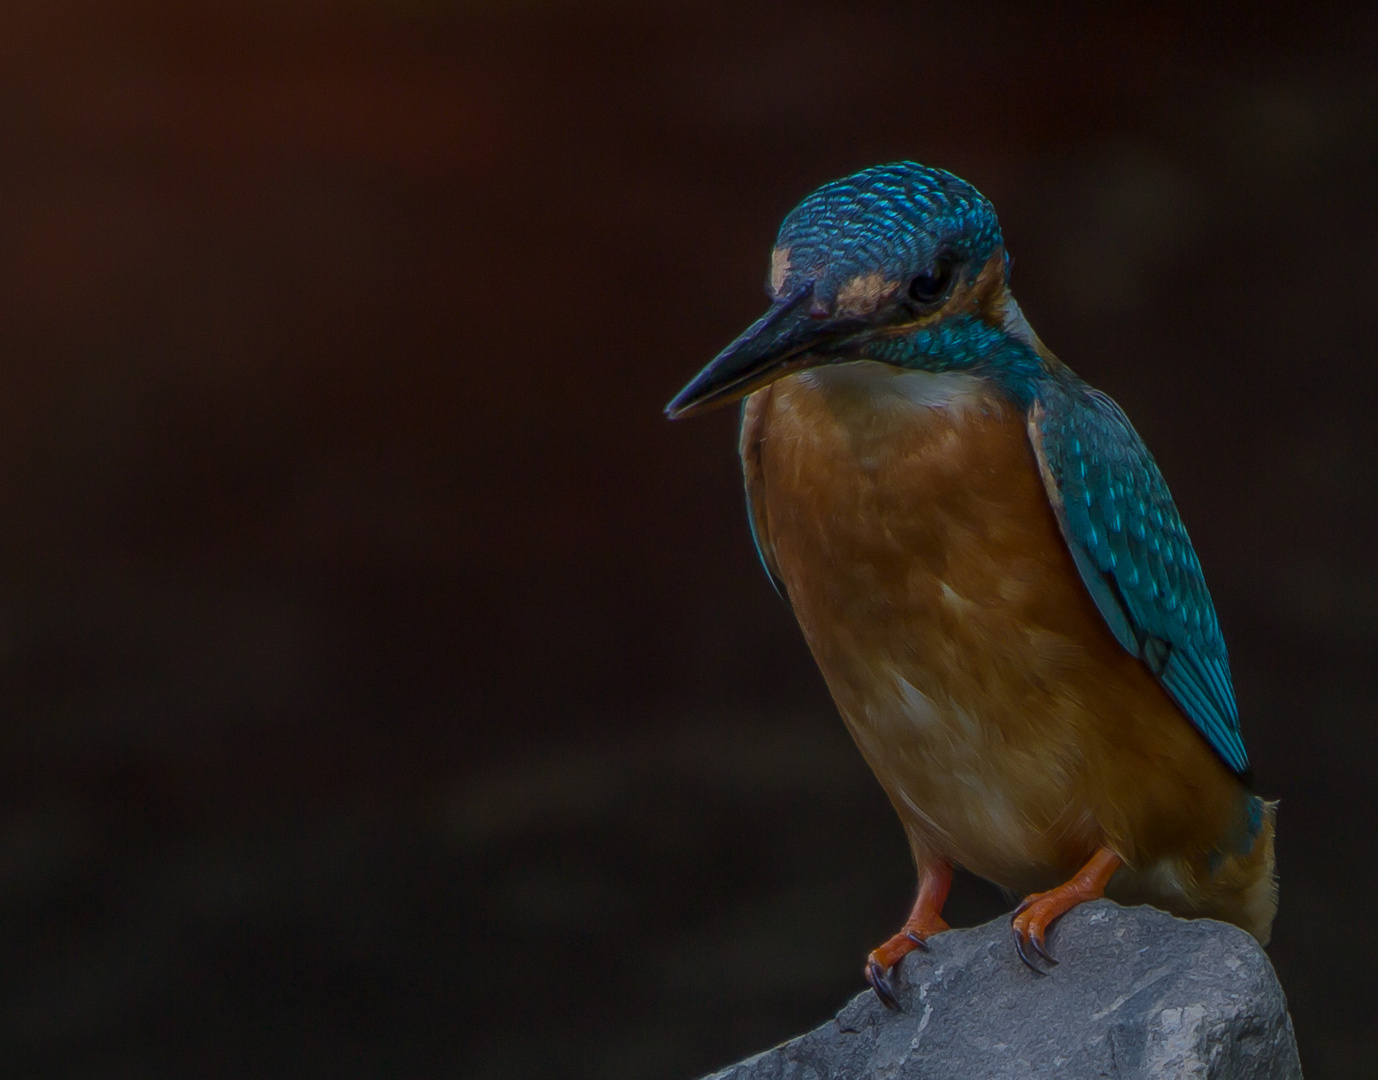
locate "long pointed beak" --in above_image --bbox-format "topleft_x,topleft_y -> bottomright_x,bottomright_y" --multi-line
666,286 -> 847,419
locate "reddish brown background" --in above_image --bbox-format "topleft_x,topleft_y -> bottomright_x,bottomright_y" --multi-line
0,2 -> 1373,1077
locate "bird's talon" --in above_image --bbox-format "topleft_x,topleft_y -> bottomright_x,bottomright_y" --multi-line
1008,850 -> 1124,971
1012,931 -> 1048,975
865,958 -> 901,1011
861,863 -> 951,1011
1030,933 -> 1059,966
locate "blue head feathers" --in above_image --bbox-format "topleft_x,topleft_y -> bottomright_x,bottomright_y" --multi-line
769,162 -> 1005,311
665,161 -> 1029,420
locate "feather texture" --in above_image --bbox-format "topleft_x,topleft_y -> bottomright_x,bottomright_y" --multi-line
740,364 -> 1274,940
1028,370 -> 1248,776
675,159 -> 1276,949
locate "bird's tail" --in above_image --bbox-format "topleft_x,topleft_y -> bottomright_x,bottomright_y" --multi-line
1197,795 -> 1278,945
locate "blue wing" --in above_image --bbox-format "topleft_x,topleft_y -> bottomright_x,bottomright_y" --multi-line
1029,372 -> 1249,776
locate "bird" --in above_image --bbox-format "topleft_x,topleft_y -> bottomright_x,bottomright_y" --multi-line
664,162 -> 1276,1008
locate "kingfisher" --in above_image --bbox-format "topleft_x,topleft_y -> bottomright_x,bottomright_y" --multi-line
665,163 -> 1276,1007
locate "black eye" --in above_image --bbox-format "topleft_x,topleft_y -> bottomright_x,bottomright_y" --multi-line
908,256 -> 956,305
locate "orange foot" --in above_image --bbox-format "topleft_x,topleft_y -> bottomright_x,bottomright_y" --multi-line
865,861 -> 952,1010
1010,846 -> 1123,973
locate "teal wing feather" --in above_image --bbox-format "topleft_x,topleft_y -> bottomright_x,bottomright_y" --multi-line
1030,373 -> 1249,776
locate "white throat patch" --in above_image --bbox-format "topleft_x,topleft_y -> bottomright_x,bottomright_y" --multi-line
800,361 -> 986,414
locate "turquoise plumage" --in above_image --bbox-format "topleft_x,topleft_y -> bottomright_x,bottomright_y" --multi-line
1033,369 -> 1248,776
666,161 -> 1275,1001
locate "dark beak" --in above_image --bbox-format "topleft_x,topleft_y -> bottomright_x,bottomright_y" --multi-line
665,285 -> 851,419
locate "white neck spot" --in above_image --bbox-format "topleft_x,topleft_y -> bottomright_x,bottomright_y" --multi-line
799,361 -> 986,413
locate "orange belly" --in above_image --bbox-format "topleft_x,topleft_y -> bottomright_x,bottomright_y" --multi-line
741,362 -> 1243,896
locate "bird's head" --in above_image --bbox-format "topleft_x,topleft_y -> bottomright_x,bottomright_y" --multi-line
666,162 -> 1043,419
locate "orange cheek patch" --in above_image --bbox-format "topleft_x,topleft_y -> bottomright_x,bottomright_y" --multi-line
835,271 -> 900,316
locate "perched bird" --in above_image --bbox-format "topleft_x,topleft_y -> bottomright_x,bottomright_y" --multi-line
665,163 -> 1276,1006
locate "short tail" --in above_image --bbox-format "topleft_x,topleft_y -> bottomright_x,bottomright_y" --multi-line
1203,796 -> 1278,944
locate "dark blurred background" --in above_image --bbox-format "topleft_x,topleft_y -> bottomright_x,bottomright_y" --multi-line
0,2 -> 1373,1076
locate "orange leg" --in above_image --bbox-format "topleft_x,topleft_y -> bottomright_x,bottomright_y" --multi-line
864,860 -> 952,1010
1010,846 -> 1123,972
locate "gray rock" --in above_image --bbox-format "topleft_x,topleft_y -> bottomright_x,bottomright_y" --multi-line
704,900 -> 1300,1080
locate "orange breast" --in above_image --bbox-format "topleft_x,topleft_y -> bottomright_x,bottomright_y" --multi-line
741,363 -> 1239,892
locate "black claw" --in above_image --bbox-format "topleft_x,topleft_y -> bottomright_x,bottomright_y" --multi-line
865,959 -> 902,1011
1012,931 -> 1048,976
903,931 -> 930,949
1029,934 -> 1059,966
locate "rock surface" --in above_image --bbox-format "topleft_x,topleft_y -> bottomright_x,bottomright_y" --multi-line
703,900 -> 1300,1080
